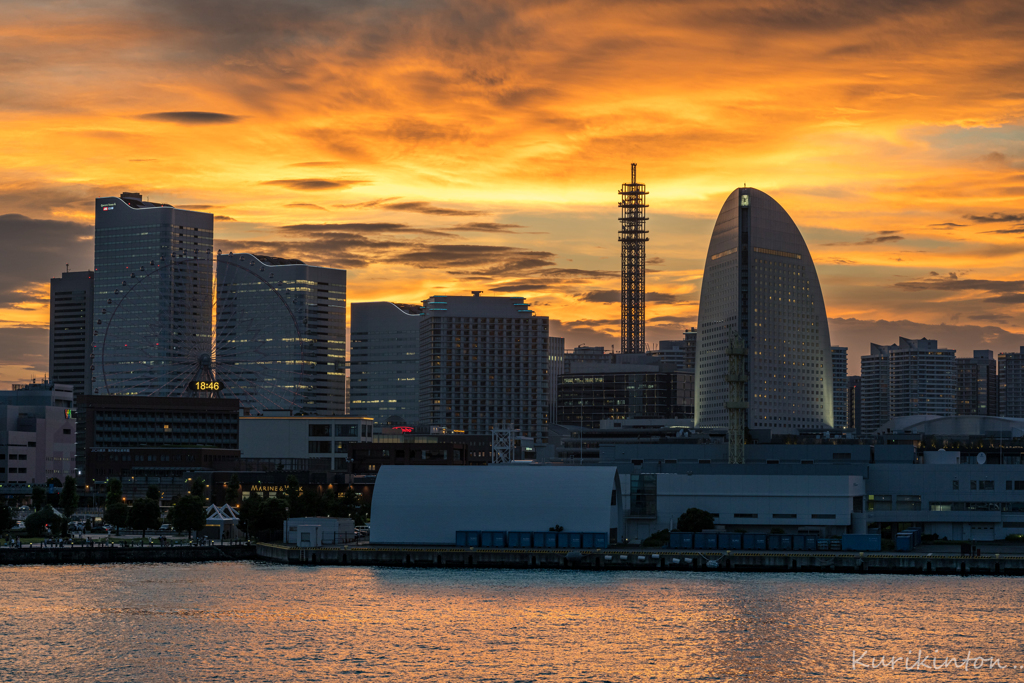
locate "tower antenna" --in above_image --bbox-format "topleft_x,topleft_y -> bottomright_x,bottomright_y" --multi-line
618,163 -> 649,354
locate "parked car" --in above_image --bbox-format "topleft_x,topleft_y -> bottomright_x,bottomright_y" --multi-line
159,524 -> 172,531
12,521 -> 25,531
355,525 -> 370,538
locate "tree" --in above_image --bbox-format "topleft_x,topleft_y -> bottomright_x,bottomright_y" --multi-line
146,485 -> 161,502
105,478 -> 123,507
104,501 -> 128,533
128,497 -> 162,538
226,474 -> 241,507
189,477 -> 207,499
677,508 -> 716,533
238,495 -> 262,538
26,505 -> 64,537
31,486 -> 46,511
45,477 -> 62,507
285,475 -> 302,516
255,498 -> 289,535
169,494 -> 207,539
0,503 -> 13,533
60,475 -> 79,518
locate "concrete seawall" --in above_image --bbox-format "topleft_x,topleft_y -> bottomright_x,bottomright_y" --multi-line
0,544 -> 258,565
257,544 -> 1024,576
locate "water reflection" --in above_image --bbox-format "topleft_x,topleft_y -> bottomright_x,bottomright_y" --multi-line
0,563 -> 1019,681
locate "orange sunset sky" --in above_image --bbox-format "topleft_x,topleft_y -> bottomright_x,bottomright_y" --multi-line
2,0 -> 1024,385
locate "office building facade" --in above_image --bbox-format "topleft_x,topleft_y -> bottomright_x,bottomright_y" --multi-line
349,302 -> 423,424
957,351 -> 998,416
418,294 -> 549,440
93,193 -> 214,397
0,383 -> 76,487
652,331 -> 696,371
216,253 -> 346,415
695,188 -> 833,432
557,360 -> 691,429
861,337 -> 957,432
548,337 -> 565,425
847,376 -> 861,433
49,271 -> 94,397
1000,347 -> 1024,418
831,346 -> 848,430
77,395 -> 239,485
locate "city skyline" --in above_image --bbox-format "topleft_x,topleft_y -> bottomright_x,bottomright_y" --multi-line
4,1 -> 1024,385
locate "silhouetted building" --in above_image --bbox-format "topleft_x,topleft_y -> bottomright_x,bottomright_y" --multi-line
418,293 -> 549,439
831,346 -> 848,429
548,337 -> 565,424
1000,347 -> 1024,418
861,337 -> 956,433
957,351 -> 998,416
847,376 -> 861,432
696,188 -> 833,432
93,193 -> 214,397
77,395 -> 239,485
557,359 -> 690,429
0,383 -> 76,488
652,331 -> 696,370
49,271 -> 93,397
217,253 -> 346,415
349,302 -> 423,423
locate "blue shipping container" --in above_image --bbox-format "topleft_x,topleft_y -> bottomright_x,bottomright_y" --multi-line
507,533 -> 519,548
492,532 -> 506,548
842,534 -> 882,552
557,533 -> 570,549
456,531 -> 468,547
481,532 -> 492,547
724,533 -> 742,550
569,533 -> 582,548
895,534 -> 913,552
780,535 -> 792,551
767,535 -> 781,551
545,532 -> 558,548
467,532 -> 480,547
582,533 -> 595,549
533,532 -> 546,548
595,533 -> 609,549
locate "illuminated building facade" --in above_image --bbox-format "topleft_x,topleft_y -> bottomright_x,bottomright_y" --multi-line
695,188 -> 833,432
349,302 -> 424,424
216,253 -> 346,415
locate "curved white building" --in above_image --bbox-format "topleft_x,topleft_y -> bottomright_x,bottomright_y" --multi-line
695,188 -> 833,432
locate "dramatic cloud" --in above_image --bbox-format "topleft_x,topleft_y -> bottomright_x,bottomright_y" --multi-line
137,111 -> 241,124
4,0 -> 1024,383
262,179 -> 366,191
0,214 -> 92,313
383,202 -> 484,217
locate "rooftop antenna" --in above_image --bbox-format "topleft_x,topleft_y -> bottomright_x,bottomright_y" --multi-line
66,263 -> 69,273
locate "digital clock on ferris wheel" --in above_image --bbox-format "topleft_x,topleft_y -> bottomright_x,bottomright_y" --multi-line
191,381 -> 223,392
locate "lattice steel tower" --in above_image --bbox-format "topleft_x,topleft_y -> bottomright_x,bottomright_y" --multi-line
618,163 -> 649,354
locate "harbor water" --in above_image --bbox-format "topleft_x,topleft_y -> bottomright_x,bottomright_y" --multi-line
0,562 -> 1020,681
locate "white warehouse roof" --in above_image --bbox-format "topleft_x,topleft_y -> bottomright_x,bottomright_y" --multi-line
370,464 -> 620,545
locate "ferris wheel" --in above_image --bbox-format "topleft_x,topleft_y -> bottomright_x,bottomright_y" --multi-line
95,254 -> 313,414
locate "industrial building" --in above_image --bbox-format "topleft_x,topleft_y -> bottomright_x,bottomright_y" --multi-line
695,188 -> 834,433
370,465 -> 620,545
238,415 -> 372,471
557,358 -> 691,428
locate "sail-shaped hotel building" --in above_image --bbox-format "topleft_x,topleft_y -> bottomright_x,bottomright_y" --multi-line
695,188 -> 833,432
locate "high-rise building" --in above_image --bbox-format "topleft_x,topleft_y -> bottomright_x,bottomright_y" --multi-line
957,350 -> 998,416
652,331 -> 696,370
861,337 -> 956,432
831,346 -> 848,430
92,192 -> 214,397
216,253 -> 346,415
418,293 -> 549,440
695,188 -> 833,432
846,375 -> 861,433
0,382 -> 76,486
999,347 -> 1024,418
859,343 -> 896,433
49,271 -> 93,396
889,337 -> 956,419
350,302 -> 424,424
618,163 -> 648,354
547,336 -> 565,425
